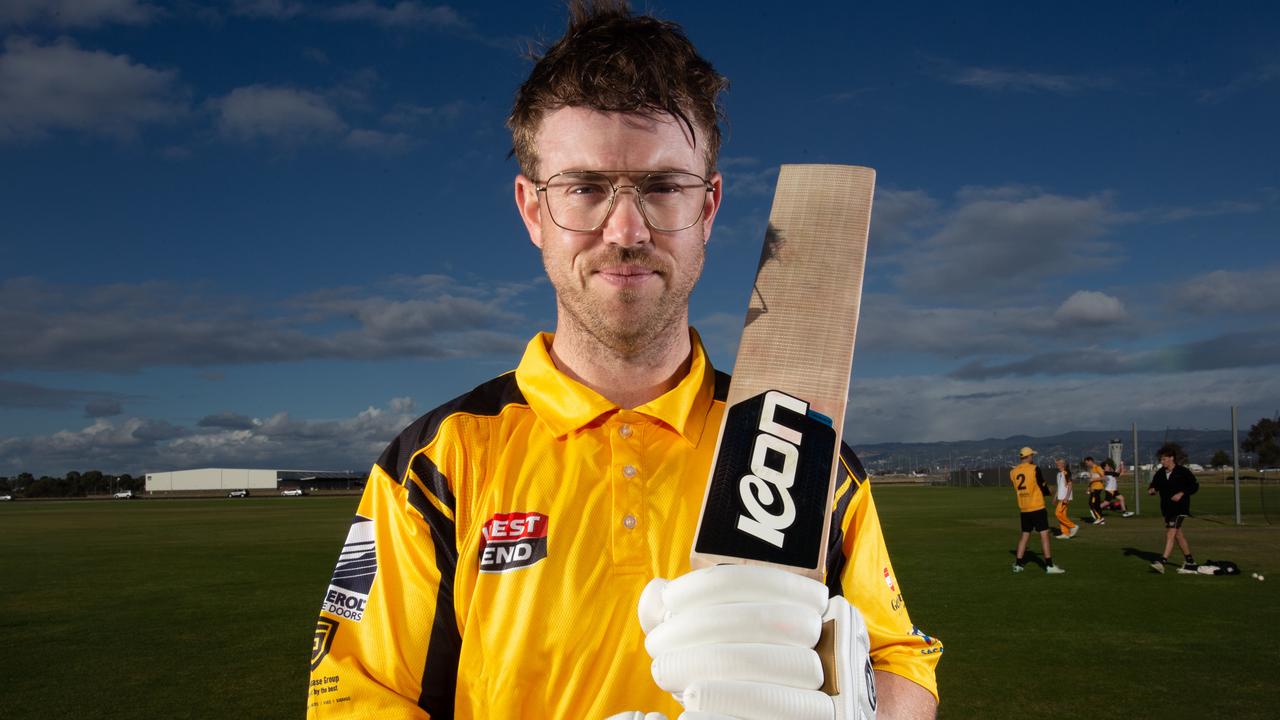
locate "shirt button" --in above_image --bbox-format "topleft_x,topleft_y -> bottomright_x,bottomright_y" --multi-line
622,464 -> 637,478
619,424 -> 633,439
622,514 -> 637,529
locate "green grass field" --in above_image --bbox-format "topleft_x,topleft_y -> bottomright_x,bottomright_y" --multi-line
2,486 -> 1277,719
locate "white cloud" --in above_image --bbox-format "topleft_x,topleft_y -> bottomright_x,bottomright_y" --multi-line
1177,266 -> 1280,315
344,127 -> 413,151
229,0 -> 304,19
0,0 -> 156,28
947,329 -> 1280,380
890,188 -> 1118,299
845,366 -> 1280,444
857,294 -> 1055,356
0,275 -> 535,373
323,2 -> 467,30
722,164 -> 779,197
0,37 -> 186,141
381,100 -> 468,127
1054,290 -> 1127,326
869,188 -> 938,249
1199,62 -> 1280,104
0,397 -> 421,475
209,84 -> 346,142
946,66 -> 1112,94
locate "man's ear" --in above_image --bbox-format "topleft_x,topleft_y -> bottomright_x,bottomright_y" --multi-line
700,171 -> 724,244
515,175 -> 544,249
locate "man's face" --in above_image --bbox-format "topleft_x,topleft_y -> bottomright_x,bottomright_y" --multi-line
515,107 -> 722,356
1160,454 -> 1176,470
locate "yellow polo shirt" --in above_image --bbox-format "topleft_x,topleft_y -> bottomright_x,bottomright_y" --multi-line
307,331 -> 941,719
1088,464 -> 1106,491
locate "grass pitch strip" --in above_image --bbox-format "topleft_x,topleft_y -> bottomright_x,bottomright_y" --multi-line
1,486 -> 1276,719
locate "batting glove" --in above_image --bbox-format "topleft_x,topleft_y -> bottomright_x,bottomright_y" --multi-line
604,707 -> 737,712
637,564 -> 875,720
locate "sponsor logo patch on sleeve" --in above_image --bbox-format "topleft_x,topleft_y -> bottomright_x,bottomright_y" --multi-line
479,511 -> 549,573
311,617 -> 339,671
322,516 -> 377,622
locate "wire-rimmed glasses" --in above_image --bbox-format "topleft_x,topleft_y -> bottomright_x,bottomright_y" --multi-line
536,170 -> 713,232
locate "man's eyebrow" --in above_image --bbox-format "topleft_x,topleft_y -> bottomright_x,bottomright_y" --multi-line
557,168 -> 699,175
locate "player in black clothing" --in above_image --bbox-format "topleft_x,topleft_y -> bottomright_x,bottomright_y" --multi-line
1147,443 -> 1199,573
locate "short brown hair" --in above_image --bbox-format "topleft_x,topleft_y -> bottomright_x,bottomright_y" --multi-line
1157,443 -> 1184,463
507,0 -> 728,179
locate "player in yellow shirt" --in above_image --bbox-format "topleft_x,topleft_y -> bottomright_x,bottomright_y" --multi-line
306,2 -> 940,719
1084,456 -> 1107,525
1010,447 -> 1065,574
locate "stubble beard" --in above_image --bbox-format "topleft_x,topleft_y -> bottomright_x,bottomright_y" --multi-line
547,241 -> 704,361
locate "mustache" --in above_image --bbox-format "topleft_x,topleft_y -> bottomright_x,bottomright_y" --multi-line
586,246 -> 668,273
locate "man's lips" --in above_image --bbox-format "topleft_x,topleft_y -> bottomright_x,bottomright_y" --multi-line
593,264 -> 660,286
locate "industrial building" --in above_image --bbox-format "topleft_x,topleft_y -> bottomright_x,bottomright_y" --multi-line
144,468 -> 364,495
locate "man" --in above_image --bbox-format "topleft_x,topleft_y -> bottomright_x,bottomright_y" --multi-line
1101,457 -> 1134,518
1010,447 -> 1064,574
1052,457 -> 1078,540
305,3 -> 940,719
1147,443 -> 1199,574
1083,456 -> 1106,525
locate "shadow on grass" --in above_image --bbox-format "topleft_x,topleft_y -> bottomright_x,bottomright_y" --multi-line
1122,546 -> 1168,573
1007,549 -> 1049,570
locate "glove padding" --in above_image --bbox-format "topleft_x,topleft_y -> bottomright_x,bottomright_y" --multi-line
604,713 -> 736,720
637,565 -> 875,720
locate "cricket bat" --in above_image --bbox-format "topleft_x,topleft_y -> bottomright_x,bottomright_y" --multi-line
691,164 -> 874,581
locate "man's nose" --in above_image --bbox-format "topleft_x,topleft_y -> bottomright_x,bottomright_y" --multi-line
602,186 -> 651,246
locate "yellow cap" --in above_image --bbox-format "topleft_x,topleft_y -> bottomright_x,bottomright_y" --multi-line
1020,446 -> 1036,458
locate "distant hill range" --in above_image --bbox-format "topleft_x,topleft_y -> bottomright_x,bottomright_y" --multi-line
851,428 -> 1248,474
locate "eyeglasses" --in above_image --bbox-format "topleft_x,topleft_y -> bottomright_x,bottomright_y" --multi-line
535,170 -> 713,232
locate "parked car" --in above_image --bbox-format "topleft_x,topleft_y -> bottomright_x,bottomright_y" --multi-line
113,490 -> 134,499
228,489 -> 249,498
0,495 -> 12,501
281,488 -> 304,496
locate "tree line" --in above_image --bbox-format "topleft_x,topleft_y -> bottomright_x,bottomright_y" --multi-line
0,471 -> 144,498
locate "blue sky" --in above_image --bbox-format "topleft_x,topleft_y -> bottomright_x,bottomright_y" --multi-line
2,0 -> 1278,476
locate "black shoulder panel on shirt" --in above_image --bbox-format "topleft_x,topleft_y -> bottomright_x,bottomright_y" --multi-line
364,373 -> 524,719
384,374 -> 523,719
374,371 -> 527,492
825,442 -> 867,598
415,482 -> 462,719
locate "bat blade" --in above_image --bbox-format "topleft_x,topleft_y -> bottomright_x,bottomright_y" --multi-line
691,164 -> 874,580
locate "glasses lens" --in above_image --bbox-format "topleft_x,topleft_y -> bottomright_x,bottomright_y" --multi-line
639,172 -> 709,231
543,172 -> 613,231
543,172 -> 708,232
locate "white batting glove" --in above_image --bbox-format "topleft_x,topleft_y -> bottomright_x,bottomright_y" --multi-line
637,564 -> 875,720
604,707 -> 737,712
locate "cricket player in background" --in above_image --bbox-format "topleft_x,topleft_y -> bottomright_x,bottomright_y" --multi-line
1084,456 -> 1106,525
1101,457 -> 1135,517
1052,457 -> 1077,540
305,2 -> 940,718
1147,443 -> 1200,574
1010,447 -> 1065,574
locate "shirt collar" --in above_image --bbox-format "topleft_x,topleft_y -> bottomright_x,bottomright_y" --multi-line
514,328 -> 717,445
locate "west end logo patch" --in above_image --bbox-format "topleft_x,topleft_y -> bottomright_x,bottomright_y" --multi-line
323,515 -> 377,622
311,617 -> 339,671
479,511 -> 549,573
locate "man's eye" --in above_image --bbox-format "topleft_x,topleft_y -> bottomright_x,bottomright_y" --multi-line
567,184 -> 608,196
643,182 -> 682,195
